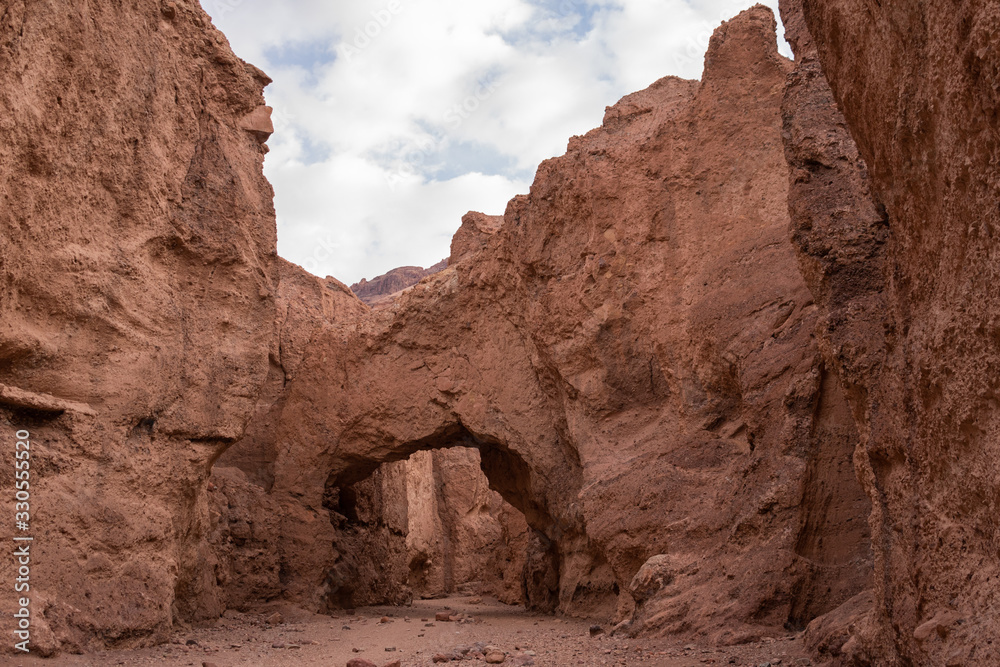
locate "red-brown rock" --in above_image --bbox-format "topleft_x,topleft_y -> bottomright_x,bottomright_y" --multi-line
350,260 -> 447,307
346,658 -> 377,667
405,449 -> 529,604
0,0 -> 918,657
0,0 -> 277,653
268,5 -> 870,642
786,0 -> 1000,664
449,211 -> 503,265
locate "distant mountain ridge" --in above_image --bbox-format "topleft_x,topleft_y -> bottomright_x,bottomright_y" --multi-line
350,259 -> 448,306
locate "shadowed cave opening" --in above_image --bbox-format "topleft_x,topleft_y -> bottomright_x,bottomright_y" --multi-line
320,447 -> 539,612
317,426 -> 566,615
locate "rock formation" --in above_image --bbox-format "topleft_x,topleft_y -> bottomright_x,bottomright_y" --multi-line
403,448 -> 528,605
449,212 -> 503,265
13,0 -> 985,660
204,254 -> 527,614
781,0 -> 1000,664
350,260 -> 448,307
0,0 -> 277,653
265,4 -> 872,643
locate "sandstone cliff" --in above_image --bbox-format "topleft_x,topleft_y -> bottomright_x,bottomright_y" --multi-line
350,260 -> 448,307
1,0 -> 946,659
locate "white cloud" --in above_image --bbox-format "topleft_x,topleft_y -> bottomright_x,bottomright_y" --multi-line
205,0 -> 790,284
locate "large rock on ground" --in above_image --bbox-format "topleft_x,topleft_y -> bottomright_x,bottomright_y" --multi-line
0,0 -> 277,653
786,0 -> 1000,664
270,5 -> 871,642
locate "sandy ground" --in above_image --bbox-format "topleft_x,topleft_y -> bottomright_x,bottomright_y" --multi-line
2,596 -> 814,666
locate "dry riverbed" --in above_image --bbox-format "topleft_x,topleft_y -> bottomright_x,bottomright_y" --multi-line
4,596 -> 814,666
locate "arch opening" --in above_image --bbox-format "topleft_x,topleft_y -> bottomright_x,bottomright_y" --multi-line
319,443 -> 550,614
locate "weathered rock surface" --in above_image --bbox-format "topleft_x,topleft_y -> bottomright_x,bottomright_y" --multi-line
784,0 -> 1000,664
0,0 -> 277,652
449,212 -> 503,265
214,258 -> 366,492
350,260 -> 448,307
0,0 -> 924,657
209,259 -> 528,612
268,5 -> 871,642
404,448 -> 529,605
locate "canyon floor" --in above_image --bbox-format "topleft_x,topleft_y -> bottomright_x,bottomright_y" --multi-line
4,597 -> 812,667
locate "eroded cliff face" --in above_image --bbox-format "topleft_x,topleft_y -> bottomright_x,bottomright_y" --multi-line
267,5 -> 872,642
0,0 -> 899,657
0,0 -> 277,653
199,258 -> 367,618
783,0 -> 1000,664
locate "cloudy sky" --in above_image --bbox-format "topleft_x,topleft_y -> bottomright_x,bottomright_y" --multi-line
204,0 -> 790,285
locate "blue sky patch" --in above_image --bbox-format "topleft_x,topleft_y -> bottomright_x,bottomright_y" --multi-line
263,39 -> 337,71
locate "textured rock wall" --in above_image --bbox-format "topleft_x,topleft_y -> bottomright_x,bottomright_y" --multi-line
214,258 -> 367,491
269,5 -> 872,642
449,212 -> 503,265
0,0 -> 277,653
0,0 -> 909,656
784,0 -> 1000,664
404,448 -> 528,605
210,259 -> 527,613
206,258 -> 371,613
778,0 -> 888,663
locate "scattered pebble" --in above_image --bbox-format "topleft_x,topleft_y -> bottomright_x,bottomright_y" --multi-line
66,598 -> 815,665
486,648 -> 507,664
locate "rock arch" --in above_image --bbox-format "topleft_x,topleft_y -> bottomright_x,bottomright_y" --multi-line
212,9 -> 876,641
264,267 -> 615,617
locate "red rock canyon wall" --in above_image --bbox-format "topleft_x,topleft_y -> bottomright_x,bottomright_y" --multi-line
268,4 -> 872,643
782,0 -> 1000,664
0,0 -> 277,652
3,0 -> 953,660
